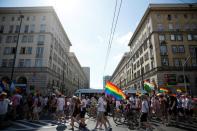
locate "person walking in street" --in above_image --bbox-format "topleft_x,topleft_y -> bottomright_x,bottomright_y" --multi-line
56,94 -> 65,123
80,95 -> 87,128
139,95 -> 151,130
70,96 -> 81,130
93,93 -> 108,131
0,92 -> 10,127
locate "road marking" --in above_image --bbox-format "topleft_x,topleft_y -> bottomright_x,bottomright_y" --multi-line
11,121 -> 34,129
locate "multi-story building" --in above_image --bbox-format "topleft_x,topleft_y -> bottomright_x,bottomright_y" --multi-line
68,52 -> 89,91
0,7 -> 89,95
110,4 -> 197,96
82,67 -> 90,88
103,75 -> 111,89
110,52 -> 130,89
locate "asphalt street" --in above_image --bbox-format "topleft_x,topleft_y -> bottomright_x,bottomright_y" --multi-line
1,116 -> 197,131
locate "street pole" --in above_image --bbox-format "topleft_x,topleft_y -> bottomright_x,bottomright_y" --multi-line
10,14 -> 24,81
183,56 -> 190,94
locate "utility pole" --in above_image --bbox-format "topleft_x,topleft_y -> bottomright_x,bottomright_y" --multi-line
10,14 -> 24,81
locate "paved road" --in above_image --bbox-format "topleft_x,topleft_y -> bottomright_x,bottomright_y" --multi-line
1,116 -> 197,131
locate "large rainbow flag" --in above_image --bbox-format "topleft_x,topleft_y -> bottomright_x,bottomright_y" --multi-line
105,81 -> 126,100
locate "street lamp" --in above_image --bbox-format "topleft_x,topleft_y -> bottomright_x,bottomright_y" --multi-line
10,14 -> 24,81
183,55 -> 191,94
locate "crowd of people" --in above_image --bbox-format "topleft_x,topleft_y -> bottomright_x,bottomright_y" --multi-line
0,90 -> 196,131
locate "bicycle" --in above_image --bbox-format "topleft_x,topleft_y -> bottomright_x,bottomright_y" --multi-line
112,107 -> 140,129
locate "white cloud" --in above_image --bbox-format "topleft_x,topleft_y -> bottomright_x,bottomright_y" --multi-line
115,31 -> 133,46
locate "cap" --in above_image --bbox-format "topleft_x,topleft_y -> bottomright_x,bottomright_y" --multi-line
0,92 -> 7,96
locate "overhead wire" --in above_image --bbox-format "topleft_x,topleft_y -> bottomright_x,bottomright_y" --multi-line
103,0 -> 123,77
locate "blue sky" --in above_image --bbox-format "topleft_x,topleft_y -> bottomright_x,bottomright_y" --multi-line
0,0 -> 196,89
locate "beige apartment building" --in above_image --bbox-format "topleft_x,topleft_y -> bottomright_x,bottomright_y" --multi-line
0,7 -> 89,95
110,4 -> 197,96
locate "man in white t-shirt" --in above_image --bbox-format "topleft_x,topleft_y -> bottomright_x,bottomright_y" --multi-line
93,94 -> 107,131
57,94 -> 65,122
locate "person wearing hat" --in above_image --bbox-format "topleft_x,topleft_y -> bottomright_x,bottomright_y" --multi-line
0,92 -> 10,123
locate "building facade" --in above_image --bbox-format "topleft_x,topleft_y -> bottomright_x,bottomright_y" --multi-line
110,4 -> 197,96
0,7 -> 89,95
110,52 -> 130,89
103,75 -> 111,89
82,67 -> 90,88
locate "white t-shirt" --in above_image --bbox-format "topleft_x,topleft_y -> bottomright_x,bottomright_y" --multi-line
81,98 -> 87,108
141,100 -> 149,113
0,99 -> 10,115
57,97 -> 65,111
116,100 -> 121,109
97,97 -> 106,112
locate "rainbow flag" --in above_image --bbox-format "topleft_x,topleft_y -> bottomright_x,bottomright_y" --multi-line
105,81 -> 126,100
159,88 -> 169,93
144,80 -> 154,92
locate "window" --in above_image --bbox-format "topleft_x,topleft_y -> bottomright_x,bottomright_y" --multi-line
26,47 -> 32,54
2,59 -> 7,67
174,14 -> 178,19
15,25 -> 20,33
175,24 -> 181,31
22,35 -> 28,43
6,36 -> 12,43
1,16 -> 5,22
170,35 -> 175,41
20,47 -> 26,54
36,47 -> 44,57
24,25 -> 29,33
140,57 -> 144,64
17,16 -> 20,21
184,24 -> 190,31
31,16 -> 36,21
168,24 -> 173,30
12,36 -> 17,43
144,52 -> 149,61
11,17 -> 15,21
145,64 -> 150,72
35,59 -> 43,67
167,14 -> 171,20
187,34 -> 192,41
37,35 -> 45,45
18,59 -> 25,67
179,45 -> 185,53
194,35 -> 197,40
41,16 -> 46,21
8,59 -> 13,67
172,45 -> 177,53
184,14 -> 188,19
159,34 -> 165,41
144,42 -> 148,51
0,35 -> 3,43
26,16 -> 29,21
191,58 -> 197,66
189,46 -> 197,57
177,34 -> 183,41
157,24 -> 164,31
160,45 -> 167,55
191,24 -> 197,31
24,59 -> 31,67
28,35 -> 34,43
40,24 -> 46,32
9,25 -> 14,33
174,59 -> 181,67
0,25 -> 4,33
161,57 -> 169,66
29,24 -> 35,33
